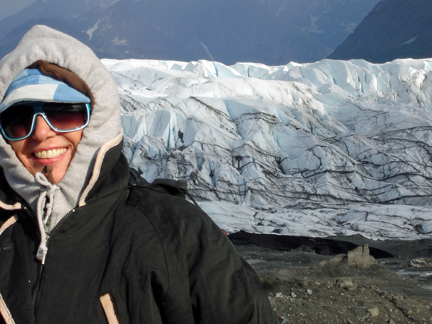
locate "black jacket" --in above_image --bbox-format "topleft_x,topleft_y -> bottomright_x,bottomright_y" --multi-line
0,142 -> 278,324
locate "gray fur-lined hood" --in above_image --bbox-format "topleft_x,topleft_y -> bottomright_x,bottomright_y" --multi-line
0,25 -> 123,234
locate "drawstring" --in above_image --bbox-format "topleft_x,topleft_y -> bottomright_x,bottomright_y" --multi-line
35,172 -> 59,264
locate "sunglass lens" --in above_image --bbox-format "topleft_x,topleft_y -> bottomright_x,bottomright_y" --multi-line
43,103 -> 88,130
1,105 -> 34,139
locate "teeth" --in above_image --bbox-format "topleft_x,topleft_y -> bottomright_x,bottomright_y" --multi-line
35,148 -> 67,159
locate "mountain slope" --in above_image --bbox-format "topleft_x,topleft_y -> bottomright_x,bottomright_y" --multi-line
0,18 -> 91,60
329,0 -> 432,63
78,0 -> 380,64
275,0 -> 380,50
0,0 -> 105,58
77,0 -> 332,64
0,0 -> 379,65
0,0 -> 35,21
0,0 -> 102,36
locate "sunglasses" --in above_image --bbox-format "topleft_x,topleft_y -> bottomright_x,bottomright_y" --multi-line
0,102 -> 91,141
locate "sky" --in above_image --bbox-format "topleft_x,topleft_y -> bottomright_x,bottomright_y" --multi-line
0,0 -> 35,22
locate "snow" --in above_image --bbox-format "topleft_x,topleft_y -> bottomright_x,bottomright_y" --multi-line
86,19 -> 100,41
102,57 -> 432,241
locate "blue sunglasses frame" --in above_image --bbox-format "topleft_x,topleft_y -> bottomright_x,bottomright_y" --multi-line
0,102 -> 91,141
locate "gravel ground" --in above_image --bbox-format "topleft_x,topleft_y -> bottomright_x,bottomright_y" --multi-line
234,243 -> 432,324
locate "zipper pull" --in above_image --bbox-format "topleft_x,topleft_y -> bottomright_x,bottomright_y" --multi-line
36,244 -> 48,264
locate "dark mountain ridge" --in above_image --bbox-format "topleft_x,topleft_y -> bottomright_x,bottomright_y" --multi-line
329,0 -> 432,63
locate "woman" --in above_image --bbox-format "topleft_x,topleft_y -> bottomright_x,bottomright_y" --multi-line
0,25 -> 277,324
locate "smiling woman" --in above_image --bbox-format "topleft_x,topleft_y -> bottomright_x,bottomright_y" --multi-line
0,68 -> 92,184
6,116 -> 83,184
0,25 -> 277,324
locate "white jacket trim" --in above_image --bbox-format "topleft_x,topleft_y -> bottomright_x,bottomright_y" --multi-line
0,215 -> 18,236
0,292 -> 15,324
100,293 -> 120,324
0,201 -> 21,211
0,216 -> 18,324
78,131 -> 124,207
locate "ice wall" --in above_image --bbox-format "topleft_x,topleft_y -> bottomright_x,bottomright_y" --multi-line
103,58 -> 432,239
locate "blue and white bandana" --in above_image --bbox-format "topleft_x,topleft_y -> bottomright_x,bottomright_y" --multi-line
0,69 -> 90,113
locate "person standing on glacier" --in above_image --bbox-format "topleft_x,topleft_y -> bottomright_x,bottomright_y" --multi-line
0,25 -> 277,324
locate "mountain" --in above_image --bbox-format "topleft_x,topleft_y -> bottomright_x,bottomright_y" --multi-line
0,0 -> 101,58
329,0 -> 432,63
78,0 -> 380,65
0,0 -> 35,22
105,56 -> 432,240
275,0 -> 380,50
77,0 -> 329,64
0,0 -> 104,36
0,18 -> 91,58
0,0 -> 379,65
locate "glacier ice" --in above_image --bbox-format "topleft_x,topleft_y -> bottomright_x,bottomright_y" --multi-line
103,57 -> 432,240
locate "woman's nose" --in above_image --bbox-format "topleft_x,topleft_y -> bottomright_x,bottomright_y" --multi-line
31,115 -> 56,141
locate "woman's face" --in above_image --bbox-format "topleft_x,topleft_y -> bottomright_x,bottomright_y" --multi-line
8,115 -> 83,184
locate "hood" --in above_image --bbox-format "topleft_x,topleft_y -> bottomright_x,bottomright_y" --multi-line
0,25 -> 123,236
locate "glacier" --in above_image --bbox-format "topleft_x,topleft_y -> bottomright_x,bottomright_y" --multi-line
102,57 -> 432,240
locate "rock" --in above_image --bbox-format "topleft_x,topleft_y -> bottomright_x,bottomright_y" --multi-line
346,245 -> 377,269
306,289 -> 313,296
336,278 -> 357,291
368,307 -> 379,317
318,254 -> 345,267
291,292 -> 297,298
409,258 -> 432,267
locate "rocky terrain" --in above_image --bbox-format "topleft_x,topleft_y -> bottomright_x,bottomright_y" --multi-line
234,242 -> 432,323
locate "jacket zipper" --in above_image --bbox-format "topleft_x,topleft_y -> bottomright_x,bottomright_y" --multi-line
31,263 -> 44,309
49,208 -> 76,235
30,208 -> 76,314
19,205 -> 44,311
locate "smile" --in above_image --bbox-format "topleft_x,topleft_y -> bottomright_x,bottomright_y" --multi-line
34,148 -> 67,159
